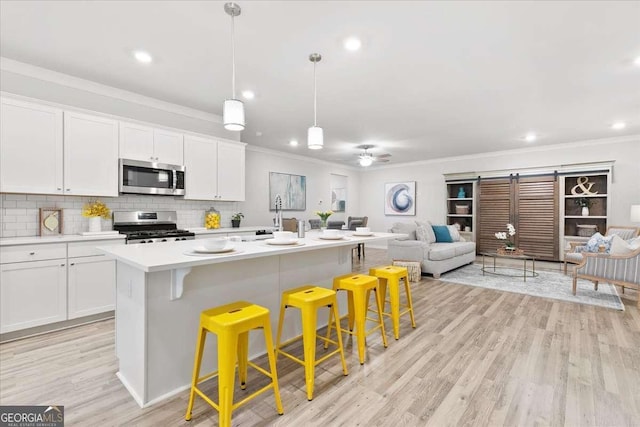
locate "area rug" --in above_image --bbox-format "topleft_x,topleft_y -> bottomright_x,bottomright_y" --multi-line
440,264 -> 624,311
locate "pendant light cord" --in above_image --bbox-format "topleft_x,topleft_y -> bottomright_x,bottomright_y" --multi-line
231,13 -> 236,99
313,60 -> 317,126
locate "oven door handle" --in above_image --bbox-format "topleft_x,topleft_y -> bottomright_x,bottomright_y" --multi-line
172,169 -> 177,192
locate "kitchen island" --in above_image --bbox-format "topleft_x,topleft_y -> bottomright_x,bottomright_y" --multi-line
99,231 -> 400,407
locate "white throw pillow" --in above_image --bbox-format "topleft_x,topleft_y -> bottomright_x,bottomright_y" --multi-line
609,234 -> 640,255
415,220 -> 436,244
390,222 -> 417,240
447,225 -> 461,242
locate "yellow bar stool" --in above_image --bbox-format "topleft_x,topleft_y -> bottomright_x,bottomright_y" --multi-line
324,274 -> 388,365
275,285 -> 348,401
185,301 -> 283,427
369,265 -> 416,340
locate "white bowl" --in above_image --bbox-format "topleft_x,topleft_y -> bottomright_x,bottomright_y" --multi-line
355,227 -> 370,234
322,229 -> 341,238
202,238 -> 229,251
273,231 -> 295,242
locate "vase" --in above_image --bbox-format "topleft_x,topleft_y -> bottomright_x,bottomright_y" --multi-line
89,217 -> 101,233
581,206 -> 589,216
320,219 -> 327,229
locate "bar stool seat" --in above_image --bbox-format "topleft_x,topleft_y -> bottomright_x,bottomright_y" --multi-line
275,285 -> 348,401
325,274 -> 388,365
369,265 -> 416,340
185,301 -> 283,427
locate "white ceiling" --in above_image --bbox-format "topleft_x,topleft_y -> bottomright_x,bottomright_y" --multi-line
1,1 -> 639,166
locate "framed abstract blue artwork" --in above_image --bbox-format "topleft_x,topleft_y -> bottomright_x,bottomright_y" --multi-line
384,181 -> 416,215
269,172 -> 306,211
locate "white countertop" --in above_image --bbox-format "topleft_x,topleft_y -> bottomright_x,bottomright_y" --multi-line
0,233 -> 126,246
99,231 -> 399,273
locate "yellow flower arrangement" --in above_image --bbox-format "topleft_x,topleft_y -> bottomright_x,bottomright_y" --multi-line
82,200 -> 111,219
315,210 -> 333,221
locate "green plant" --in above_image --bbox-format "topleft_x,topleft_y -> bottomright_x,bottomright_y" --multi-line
231,212 -> 244,221
575,198 -> 593,208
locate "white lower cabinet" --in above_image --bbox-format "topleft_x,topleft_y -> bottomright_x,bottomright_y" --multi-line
0,239 -> 123,335
68,256 -> 116,319
0,259 -> 67,333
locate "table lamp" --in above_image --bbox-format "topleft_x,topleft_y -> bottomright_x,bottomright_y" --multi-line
631,204 -> 640,223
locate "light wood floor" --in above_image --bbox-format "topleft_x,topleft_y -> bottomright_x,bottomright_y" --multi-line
2,249 -> 639,426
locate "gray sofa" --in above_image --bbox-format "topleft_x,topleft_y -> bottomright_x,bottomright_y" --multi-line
387,221 -> 476,279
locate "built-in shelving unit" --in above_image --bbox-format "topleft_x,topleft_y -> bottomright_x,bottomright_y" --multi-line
445,180 -> 475,240
561,173 -> 609,239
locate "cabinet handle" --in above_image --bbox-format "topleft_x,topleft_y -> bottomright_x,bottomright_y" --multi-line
29,251 -> 36,255
66,188 -> 71,192
60,263 -> 65,267
57,187 -> 62,191
70,263 -> 75,266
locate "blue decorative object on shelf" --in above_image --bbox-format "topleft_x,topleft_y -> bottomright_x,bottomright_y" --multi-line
457,187 -> 466,198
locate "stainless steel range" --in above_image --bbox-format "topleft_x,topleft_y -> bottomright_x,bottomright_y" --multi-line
113,211 -> 195,244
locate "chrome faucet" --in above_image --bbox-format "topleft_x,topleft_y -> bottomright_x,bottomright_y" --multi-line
274,194 -> 283,231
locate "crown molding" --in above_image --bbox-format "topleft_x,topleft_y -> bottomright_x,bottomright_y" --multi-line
368,134 -> 640,171
0,57 -> 222,124
245,145 -> 361,172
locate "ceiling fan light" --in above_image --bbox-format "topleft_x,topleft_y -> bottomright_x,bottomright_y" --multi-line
359,156 -> 373,167
223,99 -> 245,131
308,126 -> 323,149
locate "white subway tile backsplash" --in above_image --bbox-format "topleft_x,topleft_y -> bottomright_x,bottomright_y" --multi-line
1,193 -> 238,237
16,201 -> 37,208
4,222 -> 26,230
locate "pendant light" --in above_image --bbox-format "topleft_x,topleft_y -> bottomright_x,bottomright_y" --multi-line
223,2 -> 244,131
308,53 -> 323,150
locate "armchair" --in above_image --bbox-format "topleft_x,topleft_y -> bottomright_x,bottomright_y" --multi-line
348,216 -> 368,258
573,247 -> 640,308
564,226 -> 639,274
347,216 -> 368,230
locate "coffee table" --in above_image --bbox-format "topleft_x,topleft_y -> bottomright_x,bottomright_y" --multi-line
480,252 -> 538,282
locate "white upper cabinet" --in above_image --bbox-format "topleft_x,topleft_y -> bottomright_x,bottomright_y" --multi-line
0,98 -> 117,197
184,135 -> 218,200
184,136 -> 245,201
217,140 -> 245,201
64,111 -> 119,197
119,122 -> 154,162
119,121 -> 184,165
1,98 -> 64,194
153,129 -> 184,165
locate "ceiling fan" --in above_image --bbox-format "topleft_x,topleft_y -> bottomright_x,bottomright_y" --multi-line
356,144 -> 391,167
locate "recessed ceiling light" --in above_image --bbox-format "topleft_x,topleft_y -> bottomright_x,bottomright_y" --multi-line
133,50 -> 153,64
242,90 -> 255,100
289,139 -> 299,147
344,37 -> 362,51
524,133 -> 537,142
611,121 -> 626,130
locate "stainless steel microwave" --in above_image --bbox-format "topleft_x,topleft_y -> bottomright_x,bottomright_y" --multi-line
119,159 -> 185,196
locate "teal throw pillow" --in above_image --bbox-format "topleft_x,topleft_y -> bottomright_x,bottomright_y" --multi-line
432,225 -> 453,243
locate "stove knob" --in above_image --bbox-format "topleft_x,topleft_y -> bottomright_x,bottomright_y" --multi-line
161,239 -> 167,242
147,240 -> 154,244
140,240 -> 147,244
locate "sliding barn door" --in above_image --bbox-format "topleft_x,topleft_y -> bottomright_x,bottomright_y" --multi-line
515,176 -> 559,261
477,179 -> 512,254
478,176 -> 559,261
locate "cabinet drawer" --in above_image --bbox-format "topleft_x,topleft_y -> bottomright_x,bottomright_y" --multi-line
0,243 -> 66,264
68,240 -> 124,258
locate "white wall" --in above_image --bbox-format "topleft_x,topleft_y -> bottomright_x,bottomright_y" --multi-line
359,136 -> 640,235
241,147 -> 361,228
